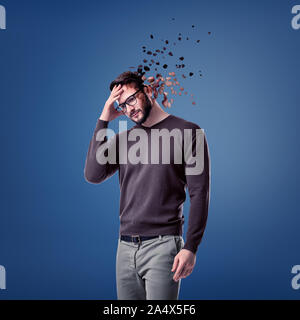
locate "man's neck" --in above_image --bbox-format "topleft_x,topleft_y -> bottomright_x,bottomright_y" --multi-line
140,102 -> 170,127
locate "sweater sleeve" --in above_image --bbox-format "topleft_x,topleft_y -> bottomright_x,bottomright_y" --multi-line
84,118 -> 119,184
182,125 -> 211,254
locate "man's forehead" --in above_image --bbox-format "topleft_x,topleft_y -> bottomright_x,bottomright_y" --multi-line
117,84 -> 137,104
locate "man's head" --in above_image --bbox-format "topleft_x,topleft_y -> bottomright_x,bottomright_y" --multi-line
109,71 -> 153,125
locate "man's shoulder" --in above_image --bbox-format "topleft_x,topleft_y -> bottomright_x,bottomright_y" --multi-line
170,114 -> 201,130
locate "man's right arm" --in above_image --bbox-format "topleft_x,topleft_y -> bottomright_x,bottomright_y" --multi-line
84,83 -> 124,184
84,118 -> 119,184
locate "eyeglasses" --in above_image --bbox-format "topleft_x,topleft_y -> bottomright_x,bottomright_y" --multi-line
115,86 -> 144,112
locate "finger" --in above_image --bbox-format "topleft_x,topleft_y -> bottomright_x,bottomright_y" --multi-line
113,90 -> 123,100
173,263 -> 185,281
174,268 -> 185,281
181,268 -> 190,278
113,87 -> 123,95
171,256 -> 179,272
113,84 -> 123,91
113,94 -> 122,102
179,267 -> 187,278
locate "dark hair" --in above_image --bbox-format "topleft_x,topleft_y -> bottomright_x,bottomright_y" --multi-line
109,71 -> 145,91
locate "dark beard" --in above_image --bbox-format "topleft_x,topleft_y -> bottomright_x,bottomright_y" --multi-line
133,93 -> 152,125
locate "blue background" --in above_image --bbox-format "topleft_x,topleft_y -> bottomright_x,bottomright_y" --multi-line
0,0 -> 299,299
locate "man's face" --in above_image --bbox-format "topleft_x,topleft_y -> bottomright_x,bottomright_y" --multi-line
117,84 -> 152,125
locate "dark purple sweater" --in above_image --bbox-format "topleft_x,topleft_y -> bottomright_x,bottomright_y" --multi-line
84,114 -> 210,254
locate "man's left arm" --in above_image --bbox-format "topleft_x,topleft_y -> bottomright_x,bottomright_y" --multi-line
172,125 -> 211,281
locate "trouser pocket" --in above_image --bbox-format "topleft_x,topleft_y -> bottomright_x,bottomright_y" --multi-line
173,236 -> 184,254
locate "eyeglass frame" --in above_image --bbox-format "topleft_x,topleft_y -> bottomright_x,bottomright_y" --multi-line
115,85 -> 145,112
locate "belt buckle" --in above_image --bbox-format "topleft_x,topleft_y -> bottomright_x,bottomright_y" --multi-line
131,234 -> 141,244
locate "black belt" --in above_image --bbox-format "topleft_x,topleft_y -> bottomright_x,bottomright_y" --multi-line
120,235 -> 159,244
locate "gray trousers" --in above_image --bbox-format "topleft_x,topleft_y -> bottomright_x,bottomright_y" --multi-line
116,234 -> 184,300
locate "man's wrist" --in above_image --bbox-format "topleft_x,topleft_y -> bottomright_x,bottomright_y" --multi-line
99,114 -> 109,121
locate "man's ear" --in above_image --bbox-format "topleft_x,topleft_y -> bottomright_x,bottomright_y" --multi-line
144,85 -> 154,100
